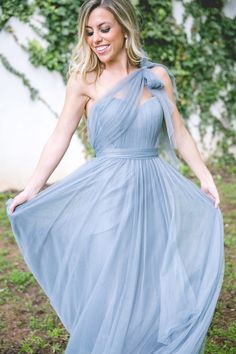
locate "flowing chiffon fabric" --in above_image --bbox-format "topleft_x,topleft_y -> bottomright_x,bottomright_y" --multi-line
6,59 -> 224,354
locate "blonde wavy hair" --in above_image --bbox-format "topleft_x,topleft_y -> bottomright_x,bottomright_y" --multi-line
68,0 -> 149,146
68,0 -> 148,80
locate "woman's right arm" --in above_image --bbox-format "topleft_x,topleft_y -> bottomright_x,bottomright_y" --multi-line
9,72 -> 89,213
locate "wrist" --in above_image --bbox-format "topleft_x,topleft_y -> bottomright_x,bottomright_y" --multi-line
24,184 -> 41,196
197,168 -> 213,185
199,173 -> 214,186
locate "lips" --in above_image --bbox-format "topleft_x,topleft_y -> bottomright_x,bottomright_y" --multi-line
95,44 -> 110,54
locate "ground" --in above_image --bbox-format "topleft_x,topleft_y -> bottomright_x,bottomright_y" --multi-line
0,166 -> 235,353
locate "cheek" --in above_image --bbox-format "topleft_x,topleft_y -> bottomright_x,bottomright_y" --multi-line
109,32 -> 124,47
86,37 -> 92,47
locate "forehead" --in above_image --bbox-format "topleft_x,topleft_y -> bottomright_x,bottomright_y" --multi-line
87,7 -> 116,27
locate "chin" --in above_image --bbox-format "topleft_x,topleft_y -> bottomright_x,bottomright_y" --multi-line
99,56 -> 112,64
97,54 -> 113,64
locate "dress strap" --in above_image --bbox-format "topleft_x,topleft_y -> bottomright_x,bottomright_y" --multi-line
141,63 -> 180,168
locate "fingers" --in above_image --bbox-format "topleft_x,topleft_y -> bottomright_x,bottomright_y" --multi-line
213,187 -> 220,208
8,194 -> 23,214
7,190 -> 36,214
209,188 -> 220,208
8,200 -> 16,214
201,185 -> 220,208
8,206 -> 14,214
214,192 -> 220,208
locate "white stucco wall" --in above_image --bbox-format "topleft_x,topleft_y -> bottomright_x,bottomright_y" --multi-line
0,17 -> 87,192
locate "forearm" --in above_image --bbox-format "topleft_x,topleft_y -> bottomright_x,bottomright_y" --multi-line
175,127 -> 213,183
24,131 -> 71,194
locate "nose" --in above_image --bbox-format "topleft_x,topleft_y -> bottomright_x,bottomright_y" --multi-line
93,30 -> 102,44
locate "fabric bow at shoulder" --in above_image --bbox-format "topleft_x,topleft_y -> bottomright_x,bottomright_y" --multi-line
144,75 -> 165,91
142,60 -> 165,91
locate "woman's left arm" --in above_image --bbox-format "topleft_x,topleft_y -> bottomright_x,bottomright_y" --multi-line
153,66 -> 220,208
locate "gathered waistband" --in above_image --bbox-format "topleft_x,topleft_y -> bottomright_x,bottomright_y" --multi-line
95,147 -> 159,159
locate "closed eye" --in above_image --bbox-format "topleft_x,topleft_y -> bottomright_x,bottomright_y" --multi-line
86,28 -> 110,36
101,28 -> 110,33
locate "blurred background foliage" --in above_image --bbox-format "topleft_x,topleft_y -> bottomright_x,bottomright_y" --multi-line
0,0 -> 235,166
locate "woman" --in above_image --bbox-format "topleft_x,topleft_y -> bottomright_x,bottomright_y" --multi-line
6,0 -> 224,353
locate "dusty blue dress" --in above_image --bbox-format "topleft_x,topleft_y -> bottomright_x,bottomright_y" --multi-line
5,58 -> 224,354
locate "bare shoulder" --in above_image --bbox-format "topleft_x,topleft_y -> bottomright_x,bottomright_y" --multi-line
69,70 -> 98,98
151,65 -> 172,84
67,71 -> 89,96
151,65 -> 176,102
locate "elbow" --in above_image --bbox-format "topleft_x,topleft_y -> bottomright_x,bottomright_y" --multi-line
48,129 -> 71,151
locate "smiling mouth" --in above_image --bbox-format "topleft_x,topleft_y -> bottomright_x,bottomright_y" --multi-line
95,45 -> 110,54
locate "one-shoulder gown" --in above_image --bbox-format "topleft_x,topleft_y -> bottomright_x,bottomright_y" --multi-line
5,59 -> 224,354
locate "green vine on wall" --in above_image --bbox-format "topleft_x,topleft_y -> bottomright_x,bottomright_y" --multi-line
0,0 -> 235,165
138,0 -> 236,165
183,1 -> 236,166
0,53 -> 58,116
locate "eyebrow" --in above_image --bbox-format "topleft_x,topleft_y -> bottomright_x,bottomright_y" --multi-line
85,21 -> 112,28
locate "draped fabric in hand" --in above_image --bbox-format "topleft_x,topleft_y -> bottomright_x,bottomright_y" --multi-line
6,58 -> 224,354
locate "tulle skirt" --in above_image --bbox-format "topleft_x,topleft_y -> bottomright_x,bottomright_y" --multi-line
6,154 -> 224,353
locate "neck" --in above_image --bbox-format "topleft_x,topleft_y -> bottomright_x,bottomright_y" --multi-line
103,52 -> 138,76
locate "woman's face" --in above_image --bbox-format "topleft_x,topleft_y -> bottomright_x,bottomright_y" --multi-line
85,7 -> 126,64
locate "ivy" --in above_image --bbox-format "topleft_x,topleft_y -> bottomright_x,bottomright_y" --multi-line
0,0 -> 235,163
28,0 -> 82,77
0,53 -> 57,116
0,0 -> 35,28
137,0 -> 236,162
